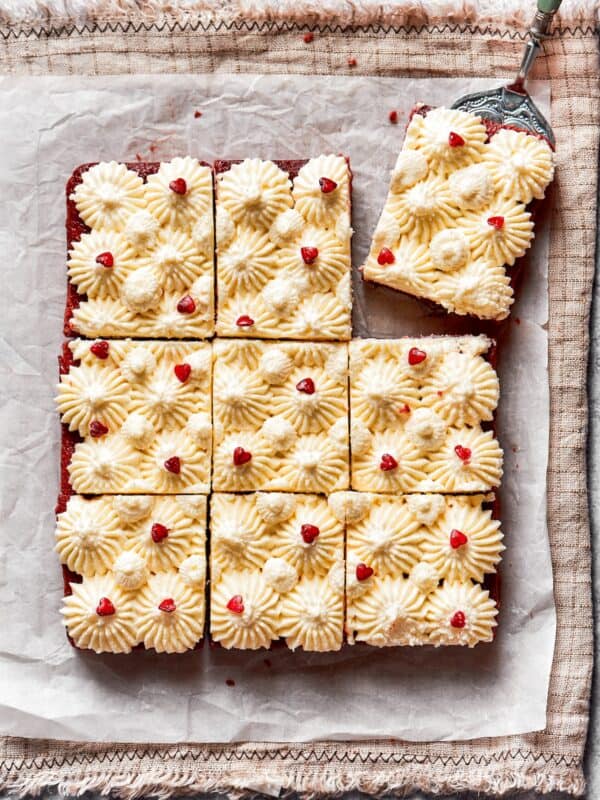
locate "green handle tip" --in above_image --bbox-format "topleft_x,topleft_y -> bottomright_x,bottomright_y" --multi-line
537,0 -> 562,13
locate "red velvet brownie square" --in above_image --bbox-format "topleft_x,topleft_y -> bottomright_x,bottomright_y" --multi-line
362,106 -> 554,320
212,339 -> 349,493
214,157 -> 352,340
332,491 -> 502,647
209,493 -> 344,651
58,494 -> 206,654
56,339 -> 212,494
66,159 -> 214,338
349,335 -> 502,493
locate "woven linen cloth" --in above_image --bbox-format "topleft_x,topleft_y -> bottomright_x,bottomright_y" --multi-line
0,3 -> 598,796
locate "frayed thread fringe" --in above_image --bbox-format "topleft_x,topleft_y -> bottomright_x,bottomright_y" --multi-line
0,761 -> 587,799
0,0 -> 598,31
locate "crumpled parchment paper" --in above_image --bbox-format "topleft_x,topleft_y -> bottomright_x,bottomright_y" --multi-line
0,74 -> 554,743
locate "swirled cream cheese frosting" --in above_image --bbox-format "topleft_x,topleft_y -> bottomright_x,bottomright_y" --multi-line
68,159 -> 214,338
57,339 -> 211,494
212,339 -> 349,493
345,491 -> 501,646
362,106 -> 554,320
57,494 -> 206,653
210,493 -> 344,651
215,157 -> 352,340
349,336 -> 503,493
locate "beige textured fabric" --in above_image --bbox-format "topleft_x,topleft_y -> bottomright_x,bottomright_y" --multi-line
0,9 -> 598,797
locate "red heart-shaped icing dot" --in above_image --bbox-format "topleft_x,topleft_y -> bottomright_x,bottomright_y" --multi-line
450,610 -> 466,629
158,598 -> 177,613
90,340 -> 110,359
319,177 -> 338,193
95,251 -> 114,268
454,445 -> 472,463
356,563 -> 374,581
236,315 -> 255,327
233,446 -> 252,466
169,178 -> 187,195
296,377 -> 315,395
300,523 -> 320,544
174,363 -> 191,383
377,247 -> 395,266
177,295 -> 196,314
408,347 -> 427,366
96,597 -> 115,617
398,404 -> 411,414
448,131 -> 465,147
227,595 -> 245,614
89,420 -> 109,438
164,456 -> 181,474
301,246 -> 319,264
487,215 -> 505,230
449,529 -> 469,549
379,453 -> 398,472
151,523 -> 170,543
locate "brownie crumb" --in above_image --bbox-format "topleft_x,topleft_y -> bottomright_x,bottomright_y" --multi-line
194,110 -> 203,119
264,658 -> 272,668
303,32 -> 314,43
389,110 -> 399,124
347,57 -> 357,67
226,678 -> 235,687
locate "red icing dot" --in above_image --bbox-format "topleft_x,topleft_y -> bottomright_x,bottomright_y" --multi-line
487,215 -> 505,230
301,246 -> 319,264
379,453 -> 398,472
356,563 -> 374,581
389,110 -> 398,124
408,347 -> 427,366
151,523 -> 169,543
227,595 -> 245,614
454,445 -> 472,463
174,363 -> 191,383
450,610 -> 466,629
300,524 -> 320,544
296,377 -> 315,394
95,251 -> 114,268
448,131 -> 465,147
450,529 -> 469,549
96,597 -> 115,617
169,178 -> 187,195
89,420 -> 108,438
377,247 -> 395,266
177,295 -> 196,314
398,404 -> 411,414
303,32 -> 314,43
164,456 -> 181,474
236,315 -> 254,328
90,340 -> 110,359
158,598 -> 177,613
319,177 -> 337,194
233,446 -> 252,466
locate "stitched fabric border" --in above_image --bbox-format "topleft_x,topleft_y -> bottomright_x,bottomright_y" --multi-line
0,18 -> 597,800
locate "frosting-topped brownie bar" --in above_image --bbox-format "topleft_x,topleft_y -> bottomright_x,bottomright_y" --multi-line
58,494 -> 206,653
56,339 -> 212,494
349,336 -> 503,493
66,159 -> 214,338
215,157 -> 352,340
333,491 -> 502,647
212,339 -> 349,492
210,493 -> 344,651
362,107 -> 554,320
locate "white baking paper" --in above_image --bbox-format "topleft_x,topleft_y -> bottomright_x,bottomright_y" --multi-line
0,74 -> 555,743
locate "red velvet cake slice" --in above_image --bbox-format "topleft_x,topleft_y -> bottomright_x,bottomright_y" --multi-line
362,106 -> 554,320
214,157 -> 352,340
66,159 -> 214,339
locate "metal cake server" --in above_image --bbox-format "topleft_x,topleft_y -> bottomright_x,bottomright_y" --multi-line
451,0 -> 562,147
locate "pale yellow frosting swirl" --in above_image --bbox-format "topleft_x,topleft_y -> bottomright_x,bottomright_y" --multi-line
145,157 -> 212,229
213,367 -> 269,430
255,492 -> 297,525
136,572 -> 205,653
278,226 -> 350,292
212,432 -> 274,491
56,363 -> 129,437
211,570 -> 279,649
210,493 -> 270,571
138,228 -> 208,293
349,499 -> 423,575
218,159 -> 292,229
55,496 -> 125,576
483,129 -> 554,204
271,497 -> 343,578
68,230 -> 136,299
69,437 -> 140,494
292,155 -> 349,227
404,108 -> 487,175
62,575 -> 138,653
140,430 -> 210,493
426,581 -> 498,646
388,176 -> 459,241
218,227 -> 277,293
126,501 -> 204,572
71,162 -> 145,231
458,199 -> 534,267
279,578 -> 343,651
349,577 -> 427,646
276,433 -> 348,493
352,432 -> 428,493
427,428 -> 503,492
423,352 -> 499,426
